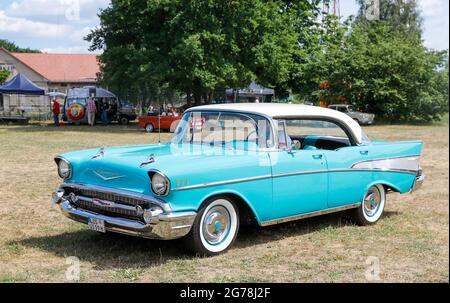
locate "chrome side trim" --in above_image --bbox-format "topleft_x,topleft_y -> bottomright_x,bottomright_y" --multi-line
171,174 -> 272,191
172,168 -> 418,191
61,182 -> 172,212
351,155 -> 420,174
260,203 -> 360,226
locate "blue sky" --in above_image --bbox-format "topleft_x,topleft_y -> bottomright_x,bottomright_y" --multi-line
0,0 -> 448,53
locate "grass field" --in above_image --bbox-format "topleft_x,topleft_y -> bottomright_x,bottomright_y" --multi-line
0,121 -> 448,282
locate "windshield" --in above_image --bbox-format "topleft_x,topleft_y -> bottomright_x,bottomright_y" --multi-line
171,111 -> 273,149
348,105 -> 355,112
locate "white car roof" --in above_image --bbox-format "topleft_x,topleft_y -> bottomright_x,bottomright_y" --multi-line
189,103 -> 363,144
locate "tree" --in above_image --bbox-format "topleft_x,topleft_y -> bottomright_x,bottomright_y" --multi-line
343,0 -> 448,121
87,0 -> 322,107
293,0 -> 448,122
0,39 -> 41,53
0,70 -> 10,85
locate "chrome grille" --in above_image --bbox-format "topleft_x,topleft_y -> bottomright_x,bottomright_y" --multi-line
63,186 -> 149,221
77,188 -> 148,207
76,198 -> 141,220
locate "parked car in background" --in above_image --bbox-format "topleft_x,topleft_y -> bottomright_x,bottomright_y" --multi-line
52,103 -> 424,256
138,108 -> 182,133
63,86 -> 137,125
328,104 -> 375,125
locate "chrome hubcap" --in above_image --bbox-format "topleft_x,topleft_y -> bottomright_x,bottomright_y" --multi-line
202,205 -> 230,245
363,187 -> 381,217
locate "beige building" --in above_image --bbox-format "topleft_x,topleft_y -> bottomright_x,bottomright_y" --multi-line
0,48 -> 99,117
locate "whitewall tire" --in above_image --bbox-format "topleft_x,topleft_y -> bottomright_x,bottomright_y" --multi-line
186,196 -> 239,256
352,184 -> 386,225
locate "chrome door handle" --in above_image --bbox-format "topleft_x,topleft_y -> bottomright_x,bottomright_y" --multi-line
312,154 -> 323,159
360,150 -> 369,155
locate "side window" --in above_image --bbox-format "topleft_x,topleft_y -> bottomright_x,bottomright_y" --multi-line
337,106 -> 347,113
280,119 -> 352,150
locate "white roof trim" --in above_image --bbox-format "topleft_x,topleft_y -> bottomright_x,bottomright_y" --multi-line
188,103 -> 363,144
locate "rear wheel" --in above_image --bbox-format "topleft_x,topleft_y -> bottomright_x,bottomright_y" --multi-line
119,116 -> 129,125
145,123 -> 154,133
185,196 -> 239,256
351,184 -> 386,225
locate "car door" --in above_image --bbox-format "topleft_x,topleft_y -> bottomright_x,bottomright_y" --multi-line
269,121 -> 328,219
321,145 -> 373,208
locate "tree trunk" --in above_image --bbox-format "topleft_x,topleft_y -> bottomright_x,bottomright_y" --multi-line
186,89 -> 192,107
193,90 -> 201,106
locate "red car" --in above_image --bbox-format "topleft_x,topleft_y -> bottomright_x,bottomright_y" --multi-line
138,114 -> 182,133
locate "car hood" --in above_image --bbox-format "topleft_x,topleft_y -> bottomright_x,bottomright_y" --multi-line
59,143 -> 262,194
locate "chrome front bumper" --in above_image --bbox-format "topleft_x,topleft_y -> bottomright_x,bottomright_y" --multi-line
53,193 -> 196,240
410,171 -> 426,193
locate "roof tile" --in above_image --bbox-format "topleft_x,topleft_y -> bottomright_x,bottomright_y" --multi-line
10,52 -> 100,82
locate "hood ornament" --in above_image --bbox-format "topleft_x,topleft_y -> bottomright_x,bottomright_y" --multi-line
140,153 -> 156,168
91,147 -> 105,159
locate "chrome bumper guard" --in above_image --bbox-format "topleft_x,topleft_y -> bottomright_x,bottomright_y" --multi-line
52,188 -> 196,240
410,170 -> 426,193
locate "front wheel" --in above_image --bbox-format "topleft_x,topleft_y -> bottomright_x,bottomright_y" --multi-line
351,184 -> 386,225
185,196 -> 239,256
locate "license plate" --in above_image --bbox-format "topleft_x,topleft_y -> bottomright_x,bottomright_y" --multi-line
88,218 -> 106,233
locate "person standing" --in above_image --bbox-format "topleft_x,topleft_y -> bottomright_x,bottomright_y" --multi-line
52,98 -> 60,126
86,96 -> 96,126
101,99 -> 110,126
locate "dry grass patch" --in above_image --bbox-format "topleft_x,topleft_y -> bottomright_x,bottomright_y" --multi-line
0,121 -> 448,282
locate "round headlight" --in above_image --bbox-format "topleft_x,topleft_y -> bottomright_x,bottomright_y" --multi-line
57,159 -> 71,179
151,172 -> 170,196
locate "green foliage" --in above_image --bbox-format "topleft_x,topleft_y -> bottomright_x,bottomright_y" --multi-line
0,70 -> 11,85
87,0 -> 322,107
88,0 -> 448,122
295,0 -> 449,122
0,39 -> 41,53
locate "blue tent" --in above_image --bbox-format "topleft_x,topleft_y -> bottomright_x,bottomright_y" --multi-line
0,73 -> 45,95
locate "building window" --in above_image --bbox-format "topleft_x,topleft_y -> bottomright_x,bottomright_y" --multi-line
0,63 -> 14,71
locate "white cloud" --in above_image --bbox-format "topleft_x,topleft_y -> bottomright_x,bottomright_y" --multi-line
0,10 -> 71,38
5,0 -> 109,23
418,0 -> 443,17
41,45 -> 101,54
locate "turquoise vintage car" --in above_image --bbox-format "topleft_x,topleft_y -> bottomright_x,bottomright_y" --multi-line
52,103 -> 425,255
